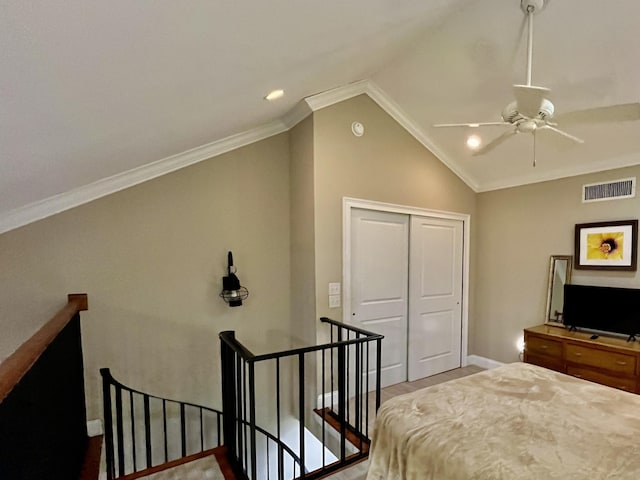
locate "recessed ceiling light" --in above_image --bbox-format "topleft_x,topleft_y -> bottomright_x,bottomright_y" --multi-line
466,135 -> 482,150
264,89 -> 285,101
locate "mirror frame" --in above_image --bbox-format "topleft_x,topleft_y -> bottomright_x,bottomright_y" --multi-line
544,255 -> 573,326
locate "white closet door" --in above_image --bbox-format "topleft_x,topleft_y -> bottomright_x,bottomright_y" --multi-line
408,215 -> 463,381
350,208 -> 408,388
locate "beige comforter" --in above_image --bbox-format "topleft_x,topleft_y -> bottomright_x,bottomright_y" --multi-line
366,362 -> 640,479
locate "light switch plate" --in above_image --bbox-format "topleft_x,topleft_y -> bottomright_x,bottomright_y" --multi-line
328,282 -> 341,295
329,294 -> 341,308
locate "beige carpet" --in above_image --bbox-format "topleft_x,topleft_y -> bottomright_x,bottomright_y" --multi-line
141,455 -> 224,480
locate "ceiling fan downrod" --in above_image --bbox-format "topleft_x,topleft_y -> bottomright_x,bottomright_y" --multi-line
521,0 -> 546,86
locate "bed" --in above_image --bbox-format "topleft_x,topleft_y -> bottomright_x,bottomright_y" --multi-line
366,362 -> 640,480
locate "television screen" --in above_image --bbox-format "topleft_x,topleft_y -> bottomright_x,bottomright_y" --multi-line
563,284 -> 640,337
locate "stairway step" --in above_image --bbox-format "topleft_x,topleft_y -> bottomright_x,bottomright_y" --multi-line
313,408 -> 370,453
117,447 -> 222,480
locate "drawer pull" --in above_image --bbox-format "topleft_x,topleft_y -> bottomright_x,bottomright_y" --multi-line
574,374 -> 583,378
540,345 -> 548,349
616,361 -> 628,366
573,352 -> 582,357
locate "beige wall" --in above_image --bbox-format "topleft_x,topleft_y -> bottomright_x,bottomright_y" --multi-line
476,165 -> 640,363
0,133 -> 292,420
289,115 -> 317,346
312,94 -> 477,342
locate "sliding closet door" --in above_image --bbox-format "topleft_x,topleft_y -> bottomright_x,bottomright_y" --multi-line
408,216 -> 463,381
350,208 -> 409,388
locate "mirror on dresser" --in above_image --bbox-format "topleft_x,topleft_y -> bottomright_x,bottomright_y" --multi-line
544,255 -> 572,326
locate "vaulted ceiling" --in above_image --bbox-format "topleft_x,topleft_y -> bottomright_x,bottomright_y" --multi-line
2,0 -> 639,233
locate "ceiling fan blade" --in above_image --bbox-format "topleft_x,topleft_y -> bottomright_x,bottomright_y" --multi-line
433,122 -> 511,128
539,124 -> 584,144
513,85 -> 550,118
472,129 -> 518,156
554,102 -> 640,126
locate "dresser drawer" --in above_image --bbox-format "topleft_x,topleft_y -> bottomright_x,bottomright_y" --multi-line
567,365 -> 637,392
525,353 -> 564,373
525,335 -> 563,358
565,344 -> 636,375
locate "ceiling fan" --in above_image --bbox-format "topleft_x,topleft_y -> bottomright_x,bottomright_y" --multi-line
433,0 -> 640,165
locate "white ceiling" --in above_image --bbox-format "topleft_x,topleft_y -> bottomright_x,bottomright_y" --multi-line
2,0 -> 639,232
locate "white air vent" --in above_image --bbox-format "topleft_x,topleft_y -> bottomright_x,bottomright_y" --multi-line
582,177 -> 636,203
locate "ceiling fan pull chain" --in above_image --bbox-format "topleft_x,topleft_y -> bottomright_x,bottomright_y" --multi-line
532,130 -> 537,167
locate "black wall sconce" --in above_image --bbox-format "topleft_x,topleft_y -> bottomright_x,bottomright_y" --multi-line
220,251 -> 249,307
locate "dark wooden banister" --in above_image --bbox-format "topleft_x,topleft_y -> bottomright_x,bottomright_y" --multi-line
0,293 -> 88,404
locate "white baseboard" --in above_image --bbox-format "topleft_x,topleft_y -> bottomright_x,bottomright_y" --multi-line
87,418 -> 103,437
466,355 -> 505,370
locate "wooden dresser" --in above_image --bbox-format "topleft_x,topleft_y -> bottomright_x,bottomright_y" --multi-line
524,324 -> 640,394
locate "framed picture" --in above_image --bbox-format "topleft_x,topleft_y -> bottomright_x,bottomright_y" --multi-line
574,219 -> 638,271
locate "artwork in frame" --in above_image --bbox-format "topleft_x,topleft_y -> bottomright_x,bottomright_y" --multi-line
574,219 -> 638,271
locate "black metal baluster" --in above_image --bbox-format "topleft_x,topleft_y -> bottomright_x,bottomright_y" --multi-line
217,411 -> 221,446
200,407 -> 204,451
337,339 -> 346,461
249,361 -> 257,480
321,347 -> 326,468
355,333 -> 361,448
220,337 -> 237,461
162,400 -> 168,463
298,353 -> 306,478
130,391 -> 137,472
101,371 -> 115,480
242,360 -> 248,476
376,338 -> 382,412
180,403 -> 186,457
236,354 -> 244,474
115,385 -> 125,476
144,394 -> 151,468
276,357 -> 283,480
330,326 -> 334,409
365,340 -> 370,438
344,330 -> 351,423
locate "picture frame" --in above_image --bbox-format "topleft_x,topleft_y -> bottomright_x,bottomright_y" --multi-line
574,219 -> 638,271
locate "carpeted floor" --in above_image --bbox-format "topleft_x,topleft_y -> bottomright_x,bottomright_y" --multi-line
141,455 -> 224,480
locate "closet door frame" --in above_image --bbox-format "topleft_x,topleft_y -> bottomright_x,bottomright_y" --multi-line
342,197 -> 470,367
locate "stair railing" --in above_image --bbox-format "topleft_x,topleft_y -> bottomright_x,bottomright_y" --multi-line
101,368 -> 223,479
220,317 -> 383,480
101,369 -> 302,480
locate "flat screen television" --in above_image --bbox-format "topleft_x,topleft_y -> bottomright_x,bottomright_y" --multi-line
563,284 -> 640,338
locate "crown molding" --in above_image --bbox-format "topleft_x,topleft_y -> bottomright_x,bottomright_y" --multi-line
0,120 -> 288,235
476,151 -> 640,192
1,79 -> 496,235
304,80 -> 370,111
280,99 -> 313,129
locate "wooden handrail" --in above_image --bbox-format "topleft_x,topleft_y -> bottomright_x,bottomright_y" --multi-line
0,293 -> 88,403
